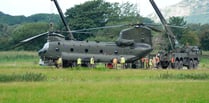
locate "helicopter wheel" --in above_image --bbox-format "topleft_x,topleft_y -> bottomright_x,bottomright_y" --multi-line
131,64 -> 137,69
63,60 -> 73,68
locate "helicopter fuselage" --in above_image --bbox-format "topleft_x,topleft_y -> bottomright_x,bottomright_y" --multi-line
38,34 -> 153,67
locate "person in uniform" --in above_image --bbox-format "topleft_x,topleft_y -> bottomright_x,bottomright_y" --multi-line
113,57 -> 118,69
120,56 -> 126,69
141,57 -> 145,68
56,57 -> 63,68
155,55 -> 160,68
77,57 -> 82,67
145,57 -> 149,69
152,56 -> 156,68
149,58 -> 153,69
90,56 -> 95,68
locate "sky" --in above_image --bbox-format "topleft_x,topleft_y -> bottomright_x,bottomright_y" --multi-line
0,0 -> 182,17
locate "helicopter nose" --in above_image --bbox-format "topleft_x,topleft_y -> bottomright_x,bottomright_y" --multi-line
141,45 -> 153,56
145,47 -> 153,53
38,49 -> 47,56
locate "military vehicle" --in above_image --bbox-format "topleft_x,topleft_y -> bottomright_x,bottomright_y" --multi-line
20,0 -> 161,68
150,0 -> 201,69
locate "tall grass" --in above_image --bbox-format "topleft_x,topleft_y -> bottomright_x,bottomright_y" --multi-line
0,72 -> 46,82
0,69 -> 209,103
0,51 -> 209,103
0,51 -> 38,62
158,72 -> 209,80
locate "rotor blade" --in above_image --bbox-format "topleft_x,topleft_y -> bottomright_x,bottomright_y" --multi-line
146,25 -> 162,32
20,32 -> 48,43
62,31 -> 92,34
72,31 -> 92,34
139,25 -> 152,31
143,23 -> 161,26
167,25 -> 187,29
144,23 -> 187,29
134,23 -> 162,32
72,24 -> 128,32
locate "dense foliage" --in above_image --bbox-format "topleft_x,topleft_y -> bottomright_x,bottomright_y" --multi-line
65,0 -> 150,40
166,16 -> 208,50
0,12 -> 60,25
0,0 -> 208,50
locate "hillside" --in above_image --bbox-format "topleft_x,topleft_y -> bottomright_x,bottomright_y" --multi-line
150,0 -> 209,24
0,11 -> 60,25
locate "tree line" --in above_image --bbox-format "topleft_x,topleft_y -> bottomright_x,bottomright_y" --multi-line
0,0 -> 208,51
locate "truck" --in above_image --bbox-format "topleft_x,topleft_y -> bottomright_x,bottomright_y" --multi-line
150,0 -> 201,69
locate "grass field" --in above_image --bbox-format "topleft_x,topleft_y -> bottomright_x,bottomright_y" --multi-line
0,51 -> 209,103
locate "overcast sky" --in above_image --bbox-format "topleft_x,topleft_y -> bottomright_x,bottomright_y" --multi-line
0,0 -> 182,17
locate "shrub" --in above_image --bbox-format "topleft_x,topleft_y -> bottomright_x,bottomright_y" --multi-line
158,73 -> 209,80
0,72 -> 46,82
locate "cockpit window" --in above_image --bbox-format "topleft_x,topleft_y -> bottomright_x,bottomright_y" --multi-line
43,42 -> 49,50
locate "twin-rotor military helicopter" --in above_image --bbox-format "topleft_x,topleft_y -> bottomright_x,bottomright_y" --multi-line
20,0 -> 161,68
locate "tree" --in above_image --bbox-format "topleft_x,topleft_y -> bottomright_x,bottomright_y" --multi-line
65,0 -> 115,40
0,24 -> 13,50
168,16 -> 187,42
64,0 -> 147,40
200,31 -> 209,50
180,30 -> 200,46
10,22 -> 49,50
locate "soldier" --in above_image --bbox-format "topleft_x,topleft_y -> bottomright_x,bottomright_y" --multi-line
77,57 -> 82,67
155,55 -> 160,68
152,56 -> 156,68
56,56 -> 63,68
113,57 -> 118,69
141,57 -> 145,68
145,57 -> 149,69
90,56 -> 95,68
120,56 -> 126,69
149,58 -> 153,69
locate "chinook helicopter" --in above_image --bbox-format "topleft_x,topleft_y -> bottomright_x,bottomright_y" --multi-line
20,0 -> 160,68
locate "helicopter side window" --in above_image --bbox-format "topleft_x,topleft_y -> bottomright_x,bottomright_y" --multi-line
55,48 -> 59,52
114,50 -> 118,55
70,48 -> 74,52
100,50 -> 103,54
85,49 -> 88,53
141,38 -> 145,43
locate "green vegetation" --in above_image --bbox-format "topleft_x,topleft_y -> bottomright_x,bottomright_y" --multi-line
0,12 -> 59,25
0,0 -> 209,51
0,72 -> 46,82
0,51 -> 209,103
158,72 -> 209,80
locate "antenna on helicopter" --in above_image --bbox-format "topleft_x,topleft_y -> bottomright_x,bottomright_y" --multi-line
51,0 -> 74,40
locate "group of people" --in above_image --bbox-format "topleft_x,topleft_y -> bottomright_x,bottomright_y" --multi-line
76,56 -> 95,68
112,56 -> 126,69
55,56 -> 95,68
141,56 -> 160,69
55,55 -> 160,69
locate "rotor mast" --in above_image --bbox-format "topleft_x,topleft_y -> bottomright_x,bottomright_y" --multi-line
149,0 -> 179,49
51,0 -> 74,40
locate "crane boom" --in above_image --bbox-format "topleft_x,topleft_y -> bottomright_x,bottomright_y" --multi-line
51,0 -> 74,40
149,0 -> 179,49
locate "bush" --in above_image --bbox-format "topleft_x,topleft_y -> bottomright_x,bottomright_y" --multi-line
158,73 -> 209,80
0,72 -> 46,82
